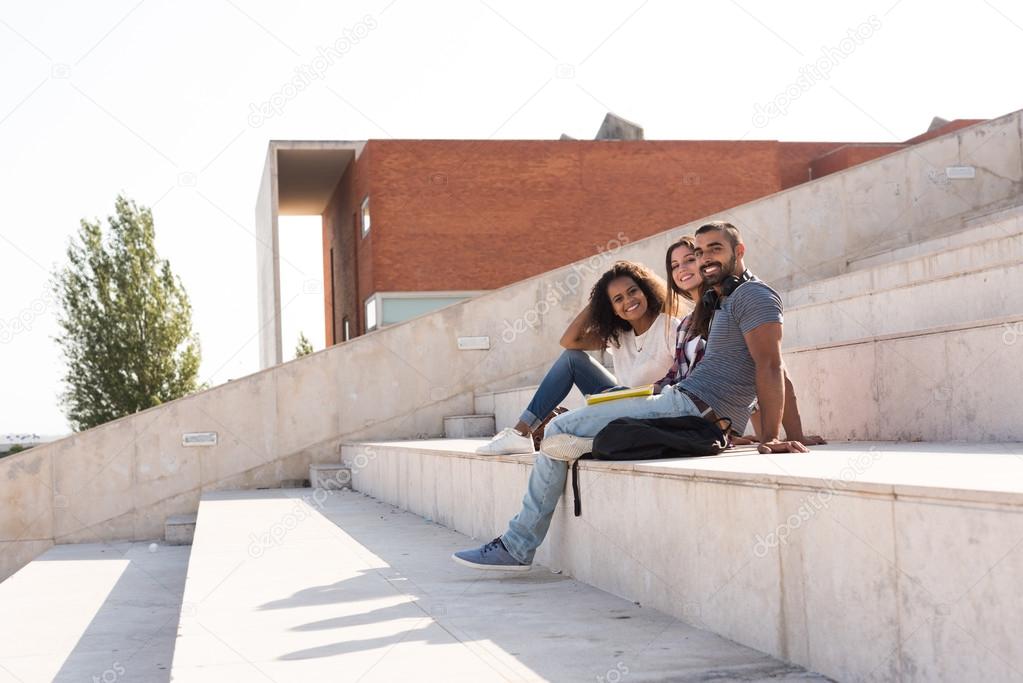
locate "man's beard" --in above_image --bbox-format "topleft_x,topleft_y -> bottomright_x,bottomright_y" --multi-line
702,253 -> 737,286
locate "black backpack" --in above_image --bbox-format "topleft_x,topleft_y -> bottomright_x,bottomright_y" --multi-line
570,415 -> 731,516
592,415 -> 731,460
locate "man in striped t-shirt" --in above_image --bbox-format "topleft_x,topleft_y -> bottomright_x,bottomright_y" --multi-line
454,221 -> 808,571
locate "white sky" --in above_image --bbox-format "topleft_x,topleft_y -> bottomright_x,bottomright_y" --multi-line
1,0 -> 1020,435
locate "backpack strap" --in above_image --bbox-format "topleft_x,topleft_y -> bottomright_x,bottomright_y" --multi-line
572,459 -> 582,517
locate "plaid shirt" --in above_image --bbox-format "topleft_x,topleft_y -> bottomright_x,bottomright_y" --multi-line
653,314 -> 706,391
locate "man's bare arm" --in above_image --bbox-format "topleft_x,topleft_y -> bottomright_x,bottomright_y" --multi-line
745,323 -> 807,453
781,371 -> 826,445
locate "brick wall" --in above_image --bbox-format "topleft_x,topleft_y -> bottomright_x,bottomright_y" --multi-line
367,139 -> 783,293
809,143 -> 906,179
323,147 -> 371,342
319,124 -> 985,339
777,141 -> 846,188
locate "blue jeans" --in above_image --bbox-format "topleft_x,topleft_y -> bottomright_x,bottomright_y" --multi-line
519,349 -> 618,430
502,386 -> 700,564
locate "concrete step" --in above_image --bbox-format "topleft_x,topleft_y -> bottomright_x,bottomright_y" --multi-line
442,413 -> 495,438
845,199 -> 1023,272
170,488 -> 823,682
784,314 -> 1023,441
475,384 -> 586,432
782,226 -> 1023,349
0,541 -> 189,682
309,463 -> 353,490
341,437 -> 1023,683
165,513 -> 197,545
785,209 -> 1023,308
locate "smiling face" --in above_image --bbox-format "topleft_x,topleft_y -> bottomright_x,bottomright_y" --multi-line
669,243 -> 703,297
606,276 -> 649,324
695,228 -> 739,287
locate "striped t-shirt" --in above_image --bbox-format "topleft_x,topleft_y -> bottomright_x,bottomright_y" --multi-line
678,277 -> 783,433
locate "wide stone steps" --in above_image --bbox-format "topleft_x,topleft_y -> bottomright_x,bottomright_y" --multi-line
782,210 -> 1023,349
169,488 -> 823,682
442,413 -> 495,438
474,380 -> 587,433
845,200 -> 1023,272
340,437 -> 1023,683
783,312 -> 1023,441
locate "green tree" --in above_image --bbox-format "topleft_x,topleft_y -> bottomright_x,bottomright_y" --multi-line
294,331 -> 313,358
52,195 -> 204,431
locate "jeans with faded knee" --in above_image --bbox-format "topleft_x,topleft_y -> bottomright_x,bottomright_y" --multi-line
501,386 -> 699,564
518,349 -> 618,431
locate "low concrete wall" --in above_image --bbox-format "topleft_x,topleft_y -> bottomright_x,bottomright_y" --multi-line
3,112 -> 1020,582
341,440 -> 1023,683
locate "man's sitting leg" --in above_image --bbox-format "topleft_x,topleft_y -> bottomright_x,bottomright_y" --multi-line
453,388 -> 699,570
452,446 -> 566,570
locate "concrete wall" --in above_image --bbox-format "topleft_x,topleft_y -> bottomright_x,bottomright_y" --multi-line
255,146 -> 281,368
3,110 -> 1020,582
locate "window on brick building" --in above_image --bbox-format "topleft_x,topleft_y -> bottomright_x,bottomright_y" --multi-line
360,195 -> 370,237
342,317 -> 351,341
364,295 -> 377,332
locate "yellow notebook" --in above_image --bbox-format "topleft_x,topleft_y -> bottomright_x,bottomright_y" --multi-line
585,384 -> 654,406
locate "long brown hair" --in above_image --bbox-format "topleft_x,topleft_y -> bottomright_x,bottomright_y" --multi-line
665,236 -> 711,340
586,261 -> 670,349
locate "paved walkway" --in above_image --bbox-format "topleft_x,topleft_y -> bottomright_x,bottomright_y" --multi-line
171,489 -> 829,682
0,540 -> 189,683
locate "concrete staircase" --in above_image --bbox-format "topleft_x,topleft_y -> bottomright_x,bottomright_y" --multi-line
2,112 -> 1022,682
845,198 -> 1023,272
776,205 -> 1023,442
782,204 -> 1023,347
471,379 -> 587,433
336,199 -> 1023,680
165,488 -> 825,682
442,413 -> 495,438
336,438 -> 1023,682
164,514 -> 197,545
448,203 -> 1023,441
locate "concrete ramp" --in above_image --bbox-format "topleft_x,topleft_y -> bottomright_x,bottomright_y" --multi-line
171,489 -> 826,682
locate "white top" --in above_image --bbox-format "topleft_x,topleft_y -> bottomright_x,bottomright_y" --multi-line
606,312 -> 681,387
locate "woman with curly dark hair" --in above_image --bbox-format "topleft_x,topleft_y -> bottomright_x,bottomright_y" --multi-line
476,260 -> 681,455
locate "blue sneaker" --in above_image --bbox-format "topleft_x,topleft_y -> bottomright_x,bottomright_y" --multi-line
452,537 -> 531,571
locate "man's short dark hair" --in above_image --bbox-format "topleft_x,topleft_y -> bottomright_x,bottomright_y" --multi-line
695,221 -> 742,249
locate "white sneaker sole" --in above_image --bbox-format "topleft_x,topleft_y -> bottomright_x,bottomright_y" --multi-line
538,433 -> 593,462
474,446 -> 536,455
451,553 -> 531,571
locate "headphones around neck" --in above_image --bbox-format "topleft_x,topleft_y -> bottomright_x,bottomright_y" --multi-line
701,269 -> 753,310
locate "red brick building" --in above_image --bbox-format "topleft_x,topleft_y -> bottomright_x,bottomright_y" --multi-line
255,116 -> 981,366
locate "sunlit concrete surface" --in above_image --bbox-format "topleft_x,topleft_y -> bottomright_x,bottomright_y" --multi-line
0,541 -> 189,683
343,438 -> 1023,681
170,489 -> 827,682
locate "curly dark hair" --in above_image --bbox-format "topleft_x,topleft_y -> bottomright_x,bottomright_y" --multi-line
664,235 -> 710,340
586,261 -> 670,348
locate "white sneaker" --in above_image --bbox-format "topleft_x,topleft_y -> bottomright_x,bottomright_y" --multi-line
476,427 -> 535,455
539,433 -> 593,462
